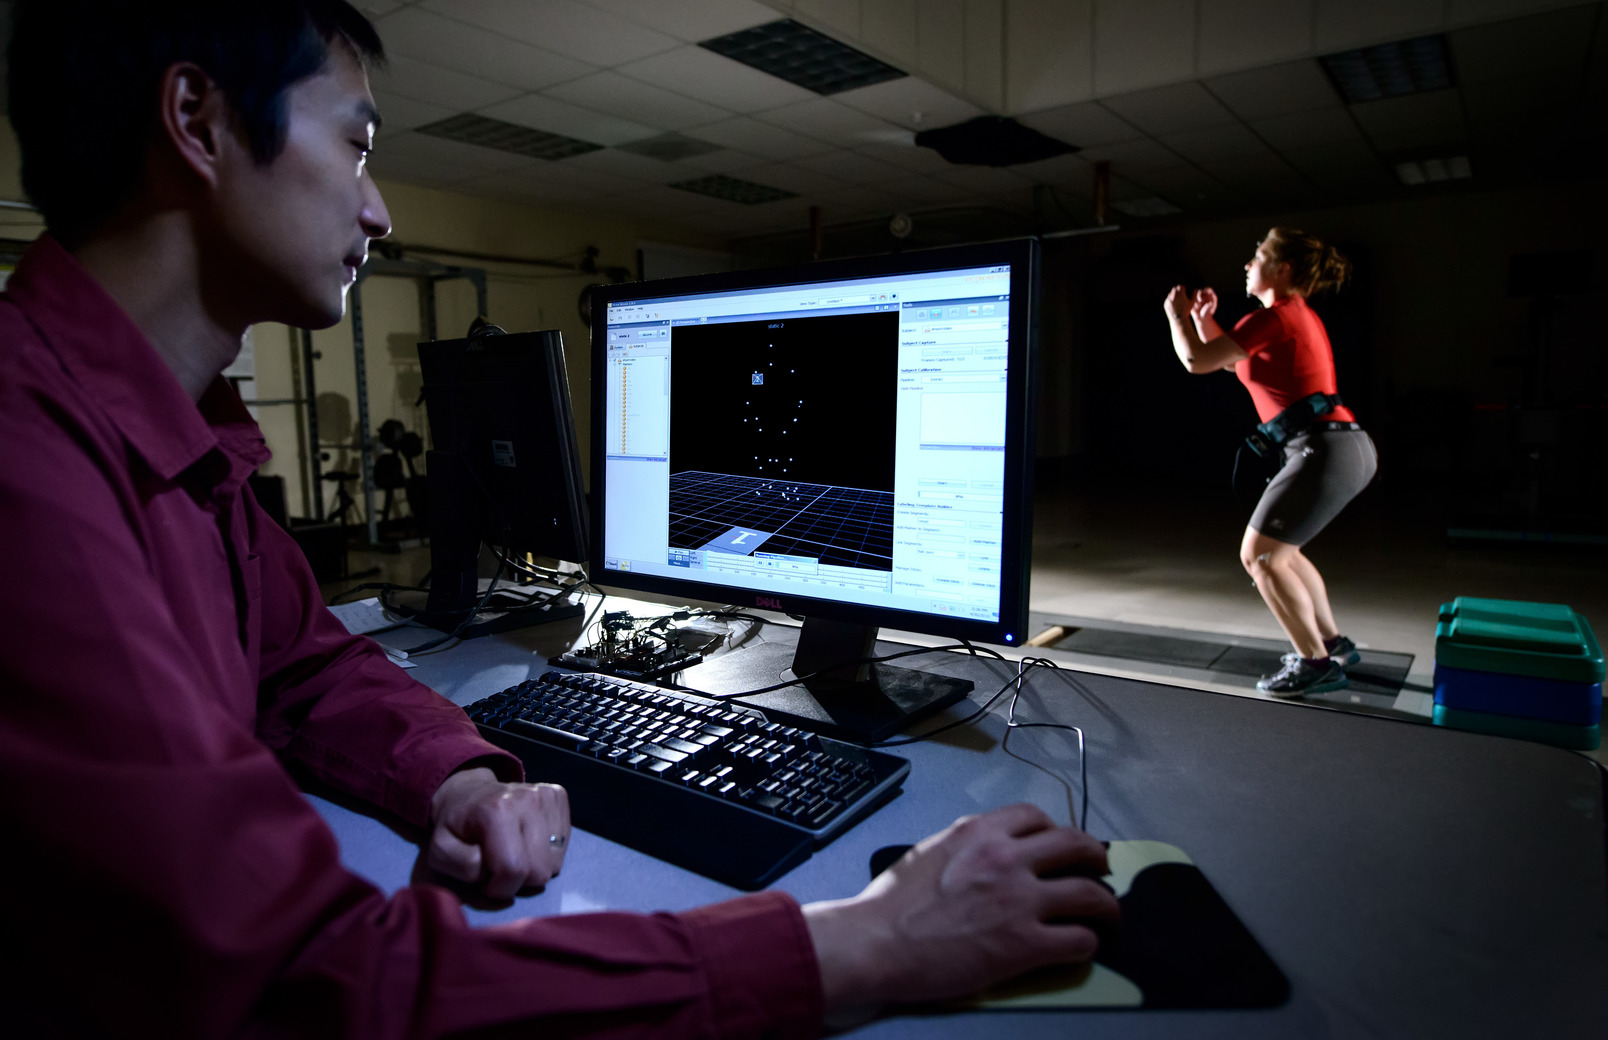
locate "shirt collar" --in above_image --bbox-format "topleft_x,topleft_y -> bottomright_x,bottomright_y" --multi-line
6,235 -> 270,490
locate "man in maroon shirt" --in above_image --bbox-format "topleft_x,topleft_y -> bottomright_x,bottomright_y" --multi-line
0,2 -> 1117,1035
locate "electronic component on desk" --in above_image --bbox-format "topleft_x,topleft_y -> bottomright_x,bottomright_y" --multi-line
555,609 -> 725,680
467,671 -> 911,889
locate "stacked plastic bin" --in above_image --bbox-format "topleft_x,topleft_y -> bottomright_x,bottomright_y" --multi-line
1433,597 -> 1603,751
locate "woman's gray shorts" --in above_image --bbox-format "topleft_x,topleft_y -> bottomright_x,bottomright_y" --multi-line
1249,426 -> 1377,546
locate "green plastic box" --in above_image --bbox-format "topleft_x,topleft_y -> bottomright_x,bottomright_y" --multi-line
1432,704 -> 1601,751
1434,598 -> 1604,684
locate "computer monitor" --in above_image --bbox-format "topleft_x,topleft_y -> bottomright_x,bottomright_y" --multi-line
590,239 -> 1038,742
408,328 -> 588,637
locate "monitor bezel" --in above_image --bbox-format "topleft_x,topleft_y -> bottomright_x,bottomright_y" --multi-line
589,238 -> 1038,647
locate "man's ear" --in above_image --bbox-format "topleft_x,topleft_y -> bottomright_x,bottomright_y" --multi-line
158,62 -> 233,187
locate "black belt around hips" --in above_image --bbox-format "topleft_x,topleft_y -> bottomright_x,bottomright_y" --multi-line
1246,392 -> 1345,458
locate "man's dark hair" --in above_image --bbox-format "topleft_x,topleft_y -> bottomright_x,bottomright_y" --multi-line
8,0 -> 385,247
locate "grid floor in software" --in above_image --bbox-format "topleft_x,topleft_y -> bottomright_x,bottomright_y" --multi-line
668,470 -> 893,571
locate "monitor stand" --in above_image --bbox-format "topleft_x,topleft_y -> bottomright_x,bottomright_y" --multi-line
677,617 -> 973,745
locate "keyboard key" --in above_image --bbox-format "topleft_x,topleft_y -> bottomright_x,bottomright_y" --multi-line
637,742 -> 688,764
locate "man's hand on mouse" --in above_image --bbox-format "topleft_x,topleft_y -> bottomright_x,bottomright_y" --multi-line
802,803 -> 1119,1020
426,767 -> 570,899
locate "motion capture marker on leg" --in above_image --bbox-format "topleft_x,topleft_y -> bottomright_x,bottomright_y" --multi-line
1257,552 -> 1272,565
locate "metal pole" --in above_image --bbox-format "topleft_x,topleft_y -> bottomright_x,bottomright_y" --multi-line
300,328 -> 324,521
350,280 -> 379,546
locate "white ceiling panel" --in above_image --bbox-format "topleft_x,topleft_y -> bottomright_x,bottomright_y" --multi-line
357,0 -> 406,15
479,94 -> 661,146
1204,60 -> 1341,121
1004,0 -> 1096,114
737,162 -> 851,194
615,46 -> 818,113
1250,108 -> 1366,151
684,117 -> 838,161
1448,4 -> 1597,82
878,177 -> 976,206
585,0 -> 779,42
933,165 -> 1034,194
1127,164 -> 1235,207
376,7 -> 596,92
1100,83 -> 1238,136
1280,141 -> 1392,187
1197,0 -> 1314,76
1076,137 -> 1188,175
1313,0 -> 1445,53
1205,152 -> 1307,192
790,149 -> 909,184
754,98 -> 907,147
544,71 -> 731,130
556,148 -> 694,184
852,139 -> 959,174
1016,102 -> 1144,149
812,184 -> 905,220
833,76 -> 986,131
368,131 -> 540,187
1349,88 -> 1466,153
369,53 -> 524,111
671,148 -> 770,174
1006,153 -> 1098,189
419,0 -> 679,66
1092,0 -> 1196,96
370,90 -> 458,139
1161,122 -> 1271,163
455,169 -> 608,204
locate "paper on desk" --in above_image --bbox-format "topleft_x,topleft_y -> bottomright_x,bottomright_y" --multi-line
329,597 -> 396,635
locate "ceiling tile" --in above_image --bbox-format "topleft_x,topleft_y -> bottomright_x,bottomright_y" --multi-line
833,76 -> 985,131
419,0 -> 680,66
371,90 -> 458,139
1250,108 -> 1367,150
1004,0 -> 1096,113
614,45 -> 818,113
933,165 -> 1033,194
544,71 -> 731,129
754,98 -> 906,146
1007,153 -> 1098,188
1204,152 -> 1306,191
737,162 -> 852,195
1100,83 -> 1238,136
584,0 -> 778,42
480,93 -> 660,146
879,177 -> 975,206
456,169 -> 610,204
861,0 -> 920,70
358,1 -> 406,15
812,184 -> 904,220
672,149 -> 770,174
1280,141 -> 1393,188
1462,68 -> 1582,133
853,139 -> 960,173
791,149 -> 910,184
684,117 -> 838,161
1160,122 -> 1270,163
1204,60 -> 1343,120
368,53 -> 524,111
556,148 -> 693,184
1448,4 -> 1597,83
1349,87 -> 1466,153
1313,0 -> 1445,53
1126,164 -> 1234,207
375,7 -> 595,92
1198,0 -> 1315,76
367,131 -> 541,187
1093,0 -> 1196,96
1016,102 -> 1144,148
1076,137 -> 1188,174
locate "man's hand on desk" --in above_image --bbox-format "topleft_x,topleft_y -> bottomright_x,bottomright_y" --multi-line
803,803 -> 1118,1020
427,767 -> 570,899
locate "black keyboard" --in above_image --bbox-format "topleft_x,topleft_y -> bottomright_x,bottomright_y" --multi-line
467,671 -> 911,890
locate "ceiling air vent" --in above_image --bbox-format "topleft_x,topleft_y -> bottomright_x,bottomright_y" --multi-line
915,116 -> 1077,167
416,114 -> 603,160
1320,35 -> 1453,104
669,174 -> 798,205
700,18 -> 905,96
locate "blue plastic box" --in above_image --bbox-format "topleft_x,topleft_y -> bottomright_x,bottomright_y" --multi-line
1433,662 -> 1602,727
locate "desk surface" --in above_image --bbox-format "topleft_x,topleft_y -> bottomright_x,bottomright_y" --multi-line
317,610 -> 1608,1039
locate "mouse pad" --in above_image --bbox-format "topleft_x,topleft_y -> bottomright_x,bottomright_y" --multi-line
873,840 -> 1289,1010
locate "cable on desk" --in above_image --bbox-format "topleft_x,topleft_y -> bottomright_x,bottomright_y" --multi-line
1003,656 -> 1089,832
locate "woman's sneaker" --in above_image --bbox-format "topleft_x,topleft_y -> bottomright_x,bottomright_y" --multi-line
1256,653 -> 1348,697
1325,635 -> 1361,666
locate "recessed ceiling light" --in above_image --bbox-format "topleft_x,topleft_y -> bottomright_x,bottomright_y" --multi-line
670,174 -> 798,205
1395,154 -> 1472,185
1320,35 -> 1453,104
616,134 -> 726,162
416,114 -> 602,160
699,18 -> 905,96
1113,197 -> 1182,218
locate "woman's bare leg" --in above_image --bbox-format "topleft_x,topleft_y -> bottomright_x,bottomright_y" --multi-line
1286,550 -> 1339,642
1240,526 -> 1326,659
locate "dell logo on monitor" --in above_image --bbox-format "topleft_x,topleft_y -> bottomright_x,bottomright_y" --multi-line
756,595 -> 783,609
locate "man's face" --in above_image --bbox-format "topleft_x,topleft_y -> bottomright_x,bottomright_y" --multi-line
216,41 -> 390,329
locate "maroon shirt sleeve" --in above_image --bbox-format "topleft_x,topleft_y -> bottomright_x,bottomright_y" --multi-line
0,319 -> 823,1038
